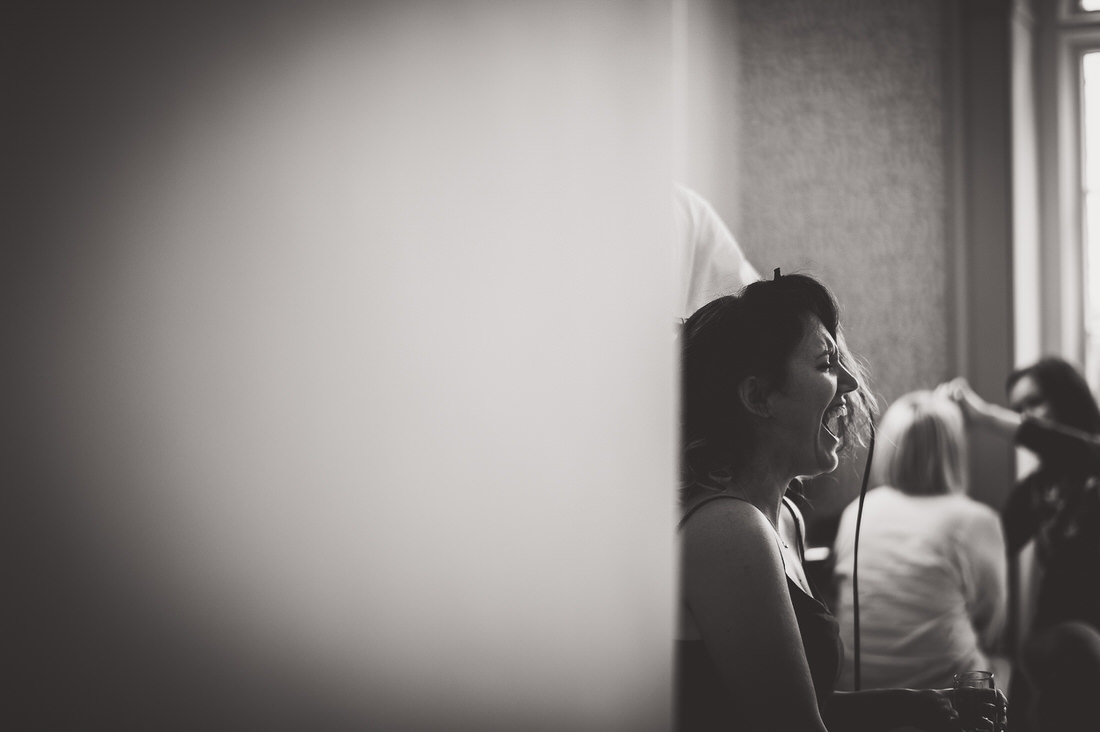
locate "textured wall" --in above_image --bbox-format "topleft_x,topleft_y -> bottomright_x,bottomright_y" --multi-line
734,0 -> 952,518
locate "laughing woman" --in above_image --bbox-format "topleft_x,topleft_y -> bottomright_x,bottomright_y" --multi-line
676,274 -> 1002,731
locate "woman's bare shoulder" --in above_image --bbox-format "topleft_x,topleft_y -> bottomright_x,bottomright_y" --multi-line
680,497 -> 776,557
682,495 -> 763,527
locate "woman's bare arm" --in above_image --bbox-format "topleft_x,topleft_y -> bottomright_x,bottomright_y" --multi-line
939,378 -> 1021,440
681,499 -> 828,731
825,688 -> 964,732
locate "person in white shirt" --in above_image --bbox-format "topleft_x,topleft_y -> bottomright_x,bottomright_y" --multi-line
832,390 -> 1008,691
673,183 -> 760,321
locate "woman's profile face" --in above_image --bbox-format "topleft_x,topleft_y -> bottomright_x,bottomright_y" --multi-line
1008,374 -> 1052,422
765,315 -> 858,478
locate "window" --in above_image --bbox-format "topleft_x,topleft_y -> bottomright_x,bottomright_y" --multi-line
1041,2 -> 1100,390
1084,51 -> 1100,384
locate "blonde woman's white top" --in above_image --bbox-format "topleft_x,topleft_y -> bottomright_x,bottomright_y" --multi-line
832,486 -> 1007,690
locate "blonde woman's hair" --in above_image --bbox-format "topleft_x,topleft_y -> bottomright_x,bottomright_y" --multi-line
871,390 -> 967,496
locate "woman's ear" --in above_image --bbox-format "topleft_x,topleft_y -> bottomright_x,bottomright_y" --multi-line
739,376 -> 772,418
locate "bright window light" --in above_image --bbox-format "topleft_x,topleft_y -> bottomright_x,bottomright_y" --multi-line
1082,52 -> 1100,383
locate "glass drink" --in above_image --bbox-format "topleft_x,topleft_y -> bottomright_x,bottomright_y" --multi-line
952,670 -> 998,732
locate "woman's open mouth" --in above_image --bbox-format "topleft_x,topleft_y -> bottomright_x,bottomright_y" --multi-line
822,401 -> 848,439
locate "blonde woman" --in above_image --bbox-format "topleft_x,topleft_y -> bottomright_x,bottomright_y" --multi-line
833,390 -> 1008,691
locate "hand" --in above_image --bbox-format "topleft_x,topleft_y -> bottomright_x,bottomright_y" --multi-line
948,686 -> 1008,732
936,378 -> 989,423
990,687 -> 1009,732
900,687 -> 963,732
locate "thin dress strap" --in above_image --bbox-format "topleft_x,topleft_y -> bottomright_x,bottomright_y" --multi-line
677,492 -> 756,529
678,493 -> 787,569
781,495 -> 806,563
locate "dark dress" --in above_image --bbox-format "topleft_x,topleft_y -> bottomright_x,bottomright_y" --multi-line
1009,417 -> 1100,630
675,494 -> 842,731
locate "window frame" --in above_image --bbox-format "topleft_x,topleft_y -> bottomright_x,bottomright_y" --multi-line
1069,0 -> 1100,21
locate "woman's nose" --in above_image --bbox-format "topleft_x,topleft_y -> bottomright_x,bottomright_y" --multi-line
838,361 -> 858,395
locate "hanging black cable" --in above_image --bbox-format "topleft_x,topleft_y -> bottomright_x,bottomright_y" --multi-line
851,423 -> 876,692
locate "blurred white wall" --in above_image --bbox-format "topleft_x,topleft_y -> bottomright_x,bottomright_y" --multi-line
9,3 -> 676,729
672,0 -> 742,228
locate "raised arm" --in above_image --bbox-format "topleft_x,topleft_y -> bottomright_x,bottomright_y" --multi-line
681,500 -> 828,731
943,377 -> 1100,473
938,378 -> 1021,441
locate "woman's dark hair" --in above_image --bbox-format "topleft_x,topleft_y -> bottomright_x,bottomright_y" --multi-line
679,273 -> 875,507
1006,357 -> 1100,435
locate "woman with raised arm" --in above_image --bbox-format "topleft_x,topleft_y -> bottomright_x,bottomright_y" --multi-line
676,273 -> 1004,731
946,367 -> 1100,732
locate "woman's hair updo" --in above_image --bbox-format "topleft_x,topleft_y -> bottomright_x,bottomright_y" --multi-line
680,273 -> 875,506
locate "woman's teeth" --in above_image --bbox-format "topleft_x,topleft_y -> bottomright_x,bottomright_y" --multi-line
822,405 -> 847,438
